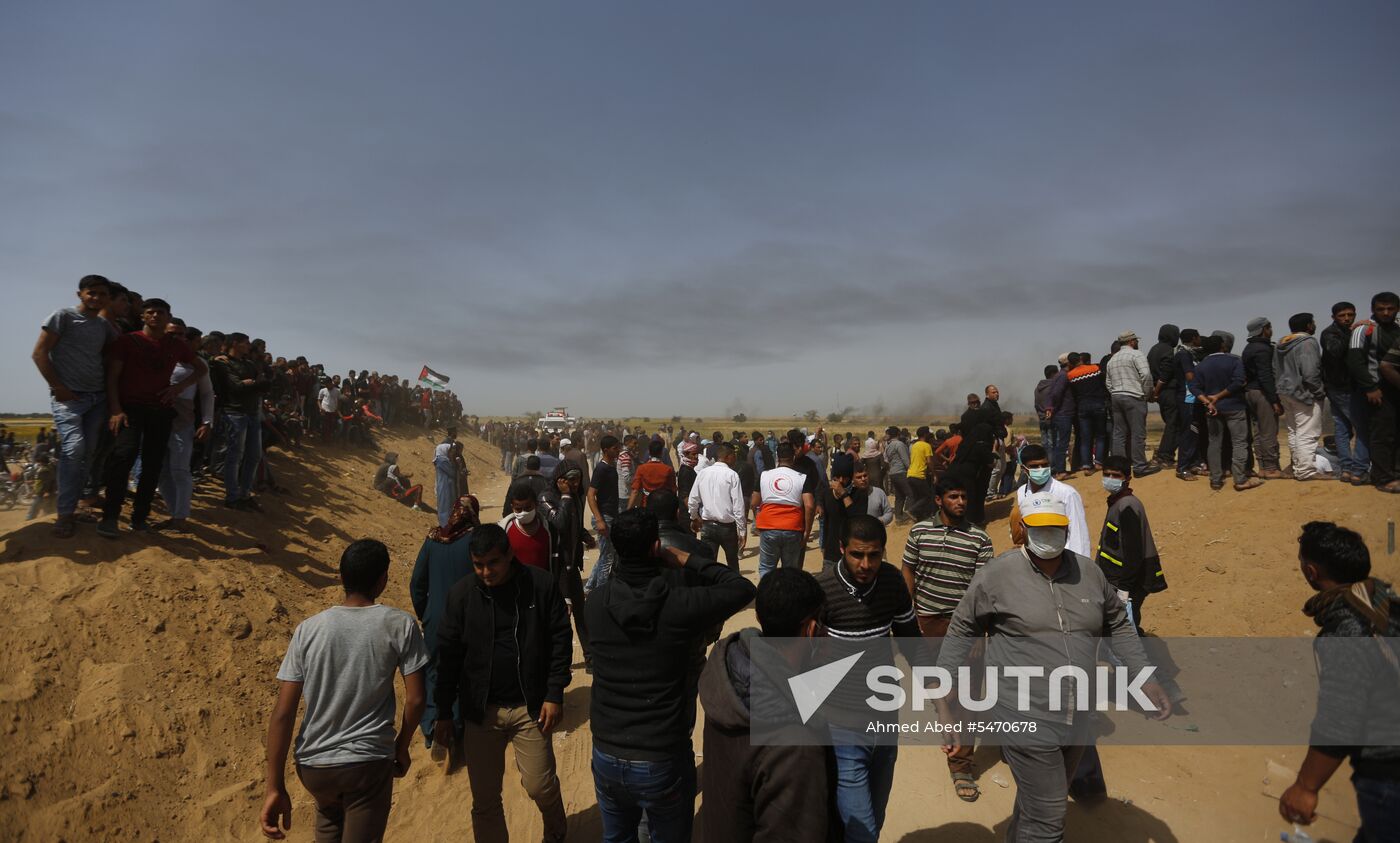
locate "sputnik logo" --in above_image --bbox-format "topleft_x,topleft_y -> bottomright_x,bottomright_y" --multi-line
788,652 -> 862,724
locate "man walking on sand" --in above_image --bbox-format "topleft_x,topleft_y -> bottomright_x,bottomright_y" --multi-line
901,475 -> 993,802
434,524 -> 572,843
260,539 -> 427,842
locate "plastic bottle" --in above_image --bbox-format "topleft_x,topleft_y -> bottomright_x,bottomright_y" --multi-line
1279,825 -> 1313,843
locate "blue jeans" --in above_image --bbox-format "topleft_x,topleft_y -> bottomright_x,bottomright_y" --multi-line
158,421 -> 195,519
222,411 -> 262,503
1329,388 -> 1369,475
757,529 -> 804,579
830,728 -> 898,843
51,389 -> 107,515
591,747 -> 695,843
51,392 -> 107,517
1354,773 -> 1400,843
586,514 -> 616,591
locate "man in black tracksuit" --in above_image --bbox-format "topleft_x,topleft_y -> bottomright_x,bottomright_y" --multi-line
585,507 -> 756,842
1147,324 -> 1180,467
434,524 -> 573,842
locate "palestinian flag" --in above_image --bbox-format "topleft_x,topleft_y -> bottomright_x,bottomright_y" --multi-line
419,365 -> 450,391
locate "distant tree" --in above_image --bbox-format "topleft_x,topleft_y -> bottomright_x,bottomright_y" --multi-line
642,417 -> 651,422
803,409 -> 819,422
694,417 -> 703,424
732,413 -> 748,423
670,415 -> 682,423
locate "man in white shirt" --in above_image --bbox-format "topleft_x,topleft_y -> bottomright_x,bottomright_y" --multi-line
317,378 -> 341,441
1105,330 -> 1161,477
1010,443 -> 1091,558
688,442 -> 746,570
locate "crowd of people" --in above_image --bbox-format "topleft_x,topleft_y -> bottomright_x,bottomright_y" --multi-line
30,274 -> 1398,841
246,295 -> 1397,842
30,274 -> 471,538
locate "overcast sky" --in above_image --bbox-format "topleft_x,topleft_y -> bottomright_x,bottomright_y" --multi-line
4,1 -> 1397,418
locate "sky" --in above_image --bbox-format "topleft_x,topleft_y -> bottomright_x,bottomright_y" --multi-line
4,1 -> 1397,418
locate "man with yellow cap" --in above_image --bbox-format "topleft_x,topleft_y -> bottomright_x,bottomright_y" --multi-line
935,493 -> 1172,841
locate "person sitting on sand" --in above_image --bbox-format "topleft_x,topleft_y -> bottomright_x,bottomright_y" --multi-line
373,452 -> 429,512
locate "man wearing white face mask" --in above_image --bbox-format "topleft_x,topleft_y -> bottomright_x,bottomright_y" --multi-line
935,494 -> 1171,842
1009,444 -> 1090,558
500,480 -> 555,574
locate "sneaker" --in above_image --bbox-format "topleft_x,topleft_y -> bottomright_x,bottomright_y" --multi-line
1175,471 -> 1197,482
53,516 -> 76,538
96,518 -> 120,538
1234,478 -> 1265,492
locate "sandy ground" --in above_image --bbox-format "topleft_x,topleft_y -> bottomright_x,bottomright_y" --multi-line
1,428 -> 1395,842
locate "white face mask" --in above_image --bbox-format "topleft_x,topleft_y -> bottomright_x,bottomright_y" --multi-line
1026,526 -> 1068,559
515,508 -> 537,526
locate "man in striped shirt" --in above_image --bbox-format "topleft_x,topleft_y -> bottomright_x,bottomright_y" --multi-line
899,474 -> 993,801
816,514 -> 919,843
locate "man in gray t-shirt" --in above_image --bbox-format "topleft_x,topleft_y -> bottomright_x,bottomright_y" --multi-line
261,540 -> 427,841
32,276 -> 118,536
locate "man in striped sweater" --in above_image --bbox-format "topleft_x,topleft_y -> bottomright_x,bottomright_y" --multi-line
816,514 -> 920,843
900,474 -> 994,801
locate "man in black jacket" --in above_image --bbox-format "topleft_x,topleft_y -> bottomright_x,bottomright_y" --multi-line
1321,301 -> 1367,483
1147,324 -> 1180,468
585,507 -> 756,842
434,524 -> 572,843
1242,317 -> 1284,478
697,568 -> 829,843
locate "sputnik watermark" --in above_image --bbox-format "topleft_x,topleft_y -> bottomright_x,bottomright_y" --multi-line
864,664 -> 1160,713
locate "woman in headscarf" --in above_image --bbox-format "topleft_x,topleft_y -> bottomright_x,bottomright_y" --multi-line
433,440 -> 457,528
409,493 -> 480,754
539,462 -> 594,669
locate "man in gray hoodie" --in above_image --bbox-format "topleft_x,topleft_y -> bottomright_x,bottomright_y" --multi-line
1275,313 -> 1328,480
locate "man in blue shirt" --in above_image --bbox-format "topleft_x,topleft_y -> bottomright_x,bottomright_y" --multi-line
1190,334 -> 1263,492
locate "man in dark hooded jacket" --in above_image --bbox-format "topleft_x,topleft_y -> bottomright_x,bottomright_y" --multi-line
585,508 -> 756,841
698,568 -> 830,843
1279,521 -> 1400,839
1147,324 -> 1181,468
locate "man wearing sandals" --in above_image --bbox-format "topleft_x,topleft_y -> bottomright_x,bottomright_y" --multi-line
900,474 -> 994,802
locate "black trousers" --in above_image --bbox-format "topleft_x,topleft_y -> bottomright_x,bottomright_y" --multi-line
700,521 -> 740,570
102,404 -> 175,525
1154,390 -> 1179,462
